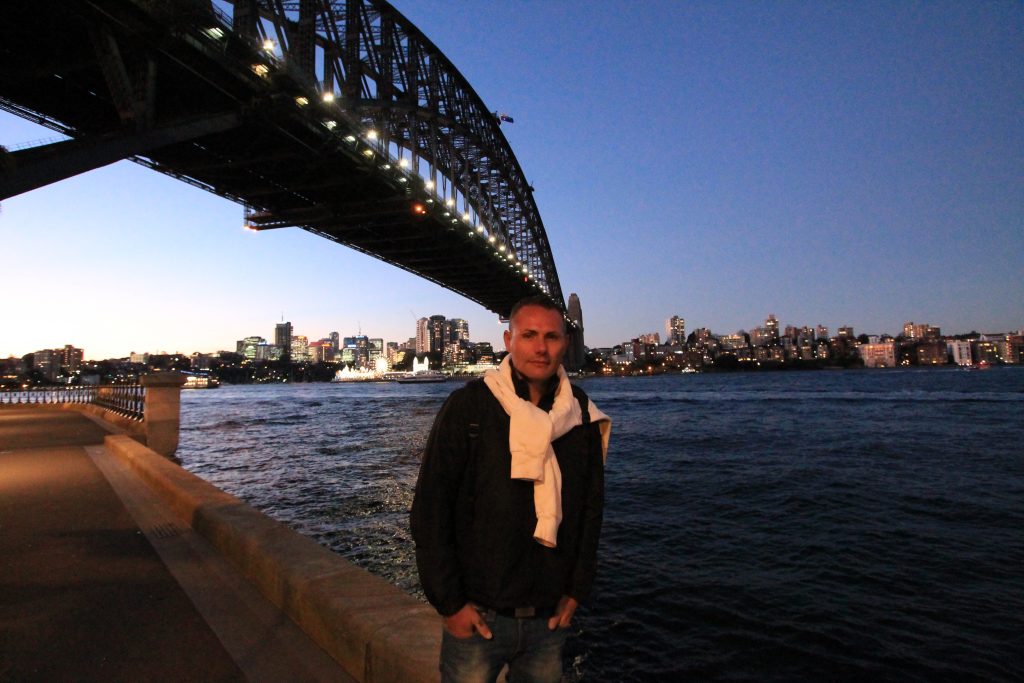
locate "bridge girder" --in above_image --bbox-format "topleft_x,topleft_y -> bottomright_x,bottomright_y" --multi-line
0,0 -> 566,318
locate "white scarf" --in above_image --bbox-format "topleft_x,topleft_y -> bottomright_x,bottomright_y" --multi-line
483,356 -> 611,547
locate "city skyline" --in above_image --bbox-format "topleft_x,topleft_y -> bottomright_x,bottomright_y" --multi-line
7,309 -> 1020,363
4,1 -> 1022,360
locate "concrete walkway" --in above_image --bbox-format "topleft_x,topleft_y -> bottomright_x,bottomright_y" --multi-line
0,407 -> 356,682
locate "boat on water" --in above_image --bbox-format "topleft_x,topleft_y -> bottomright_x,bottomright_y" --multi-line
182,372 -> 220,389
395,370 -> 447,383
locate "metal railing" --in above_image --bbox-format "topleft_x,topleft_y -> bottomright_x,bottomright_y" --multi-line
0,384 -> 145,421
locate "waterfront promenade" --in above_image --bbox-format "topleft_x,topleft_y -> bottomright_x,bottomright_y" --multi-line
0,407 -> 356,681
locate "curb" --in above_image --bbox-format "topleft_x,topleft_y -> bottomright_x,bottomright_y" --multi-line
104,434 -> 441,683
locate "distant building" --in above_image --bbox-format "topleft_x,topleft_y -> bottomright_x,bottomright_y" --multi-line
692,328 -> 713,346
765,314 -> 779,345
448,318 -> 469,343
720,334 -> 747,351
902,322 -> 940,341
1000,334 -> 1023,364
972,339 -> 1000,365
946,340 -> 972,366
61,345 -> 84,373
859,342 -> 896,368
386,342 -> 401,364
275,322 -> 293,356
368,338 -> 384,367
308,340 -> 332,362
415,316 -> 448,355
237,336 -> 266,361
429,315 -> 446,354
32,349 -> 61,381
290,335 -> 310,362
837,326 -> 855,340
415,318 -> 430,355
815,325 -> 829,341
749,327 -> 770,347
916,341 -> 947,365
666,316 -> 686,347
472,342 -> 495,365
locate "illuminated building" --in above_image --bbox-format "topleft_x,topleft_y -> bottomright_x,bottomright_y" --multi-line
236,336 -> 266,360
666,316 -> 686,346
859,342 -> 896,368
290,335 -> 310,362
765,314 -> 779,344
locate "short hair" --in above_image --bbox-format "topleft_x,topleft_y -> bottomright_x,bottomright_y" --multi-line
508,295 -> 565,332
509,294 -> 561,320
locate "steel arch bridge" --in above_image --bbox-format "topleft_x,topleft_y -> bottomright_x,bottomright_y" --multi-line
0,0 -> 566,317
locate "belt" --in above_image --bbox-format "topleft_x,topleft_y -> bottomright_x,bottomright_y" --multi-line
479,604 -> 557,619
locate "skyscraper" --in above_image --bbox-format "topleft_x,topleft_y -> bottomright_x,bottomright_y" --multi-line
448,318 -> 469,343
275,321 -> 293,360
666,316 -> 686,346
429,315 -> 446,353
765,314 -> 780,344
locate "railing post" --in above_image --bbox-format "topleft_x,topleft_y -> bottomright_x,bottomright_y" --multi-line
141,372 -> 187,458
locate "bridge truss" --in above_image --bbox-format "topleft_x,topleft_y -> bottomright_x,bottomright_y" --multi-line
0,0 -> 567,317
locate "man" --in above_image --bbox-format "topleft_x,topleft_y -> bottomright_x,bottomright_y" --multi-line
411,295 -> 611,683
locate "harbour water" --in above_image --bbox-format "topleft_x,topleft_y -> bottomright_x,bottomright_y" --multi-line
178,368 -> 1023,681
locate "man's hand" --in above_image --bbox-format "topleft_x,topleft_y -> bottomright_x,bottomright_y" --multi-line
547,595 -> 578,630
444,604 -> 493,639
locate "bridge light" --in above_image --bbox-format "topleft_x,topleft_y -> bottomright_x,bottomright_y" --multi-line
323,120 -> 337,130
251,64 -> 269,78
381,163 -> 391,170
262,39 -> 276,53
366,130 -> 378,140
203,27 -> 225,40
445,198 -> 454,207
425,180 -> 434,190
488,236 -> 496,243
344,135 -> 356,142
399,158 -> 410,168
322,91 -> 335,103
462,212 -> 470,222
295,96 -> 309,106
498,244 -> 506,252
362,149 -> 374,157
476,225 -> 485,234
411,202 -> 427,216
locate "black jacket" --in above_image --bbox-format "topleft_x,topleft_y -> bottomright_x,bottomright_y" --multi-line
410,378 -> 604,617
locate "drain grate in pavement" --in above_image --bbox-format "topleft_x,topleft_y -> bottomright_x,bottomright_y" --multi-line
148,522 -> 186,539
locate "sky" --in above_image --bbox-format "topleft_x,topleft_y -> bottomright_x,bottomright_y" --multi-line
3,0 -> 1022,360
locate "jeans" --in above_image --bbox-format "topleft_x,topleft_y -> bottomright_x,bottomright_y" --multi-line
440,609 -> 567,683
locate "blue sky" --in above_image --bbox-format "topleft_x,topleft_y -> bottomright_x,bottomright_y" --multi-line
3,0 -> 1021,360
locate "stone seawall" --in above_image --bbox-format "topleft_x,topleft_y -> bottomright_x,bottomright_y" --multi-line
104,434 -> 441,683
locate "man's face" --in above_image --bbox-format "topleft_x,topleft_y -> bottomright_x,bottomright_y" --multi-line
504,305 -> 567,385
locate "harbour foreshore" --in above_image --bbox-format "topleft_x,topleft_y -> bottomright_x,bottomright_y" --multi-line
0,405 -> 442,682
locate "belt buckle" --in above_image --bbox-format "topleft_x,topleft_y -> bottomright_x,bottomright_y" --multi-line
514,606 -> 536,618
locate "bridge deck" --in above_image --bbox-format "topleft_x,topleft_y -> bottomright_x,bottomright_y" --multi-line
0,408 -> 354,681
1,2 -> 552,318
